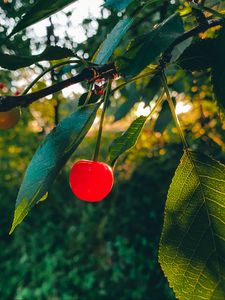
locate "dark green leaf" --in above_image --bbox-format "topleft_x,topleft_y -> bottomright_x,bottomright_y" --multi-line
171,37 -> 193,62
141,74 -> 161,105
109,115 -> 147,166
93,17 -> 133,65
211,27 -> 225,110
154,101 -> 172,133
10,103 -> 100,234
115,14 -> 184,77
9,0 -> 77,37
78,92 -> 100,106
104,0 -> 134,11
114,83 -> 140,121
114,97 -> 138,121
159,150 -> 225,299
177,39 -> 214,71
0,46 -> 75,70
211,66 -> 225,110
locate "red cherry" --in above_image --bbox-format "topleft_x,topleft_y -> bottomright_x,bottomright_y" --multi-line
69,160 -> 114,202
94,85 -> 105,95
0,83 -> 6,89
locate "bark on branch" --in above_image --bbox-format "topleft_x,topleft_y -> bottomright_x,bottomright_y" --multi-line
0,17 -> 223,112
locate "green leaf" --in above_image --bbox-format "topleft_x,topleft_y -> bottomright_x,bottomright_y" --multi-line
115,13 -> 184,77
78,92 -> 100,106
171,37 -> 193,63
9,0 -> 77,37
0,46 -> 74,70
10,103 -> 100,234
109,115 -> 147,166
154,101 -> 172,133
159,150 -> 225,299
177,39 -> 214,71
114,83 -> 140,121
211,66 -> 225,111
211,27 -> 225,111
141,74 -> 162,105
93,17 -> 133,65
104,0 -> 134,11
114,98 -> 138,121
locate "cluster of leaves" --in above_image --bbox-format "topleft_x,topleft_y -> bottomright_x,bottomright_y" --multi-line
0,138 -> 183,300
0,0 -> 225,299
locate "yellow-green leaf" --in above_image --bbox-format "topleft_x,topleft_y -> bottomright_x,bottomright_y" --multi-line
159,150 -> 225,299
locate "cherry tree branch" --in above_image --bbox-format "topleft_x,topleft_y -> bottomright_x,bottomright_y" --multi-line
0,63 -> 116,111
0,17 -> 223,112
161,17 -> 223,64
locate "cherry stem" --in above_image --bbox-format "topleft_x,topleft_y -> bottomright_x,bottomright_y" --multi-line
161,71 -> 189,149
93,80 -> 112,162
111,68 -> 157,94
83,83 -> 94,106
147,89 -> 165,119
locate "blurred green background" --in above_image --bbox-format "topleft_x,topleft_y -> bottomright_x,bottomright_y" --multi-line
0,126 -> 179,300
0,0 -> 225,299
1,116 -> 224,299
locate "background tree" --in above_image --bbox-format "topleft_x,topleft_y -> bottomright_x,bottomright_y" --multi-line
0,0 -> 225,299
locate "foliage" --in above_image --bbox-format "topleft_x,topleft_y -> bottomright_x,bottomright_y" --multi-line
0,141 -> 181,300
159,150 -> 225,299
0,46 -> 75,70
10,103 -> 100,233
115,13 -> 184,77
0,0 -> 225,299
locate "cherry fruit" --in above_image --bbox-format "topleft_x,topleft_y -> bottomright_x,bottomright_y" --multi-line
0,83 -> 6,89
0,108 -> 20,130
69,160 -> 114,202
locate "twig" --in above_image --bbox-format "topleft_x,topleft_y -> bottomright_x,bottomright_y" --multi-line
161,17 -> 224,64
0,63 -> 117,111
188,0 -> 208,26
0,16 -> 224,112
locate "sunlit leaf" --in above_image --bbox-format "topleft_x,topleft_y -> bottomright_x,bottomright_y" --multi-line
9,0 -> 77,37
159,150 -> 225,299
109,115 -> 147,166
10,103 -> 100,234
115,14 -> 184,77
0,46 -> 75,70
93,17 -> 133,65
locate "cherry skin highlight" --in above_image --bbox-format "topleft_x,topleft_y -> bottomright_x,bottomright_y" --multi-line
0,108 -> 20,130
69,160 -> 114,202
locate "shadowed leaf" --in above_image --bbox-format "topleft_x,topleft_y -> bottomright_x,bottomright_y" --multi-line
177,39 -> 214,71
9,0 -> 77,37
10,102 -> 100,234
115,14 -> 184,77
0,46 -> 75,70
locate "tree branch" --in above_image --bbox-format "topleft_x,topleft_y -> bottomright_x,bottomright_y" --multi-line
162,17 -> 224,64
0,17 -> 224,112
188,0 -> 208,26
0,63 -> 116,111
